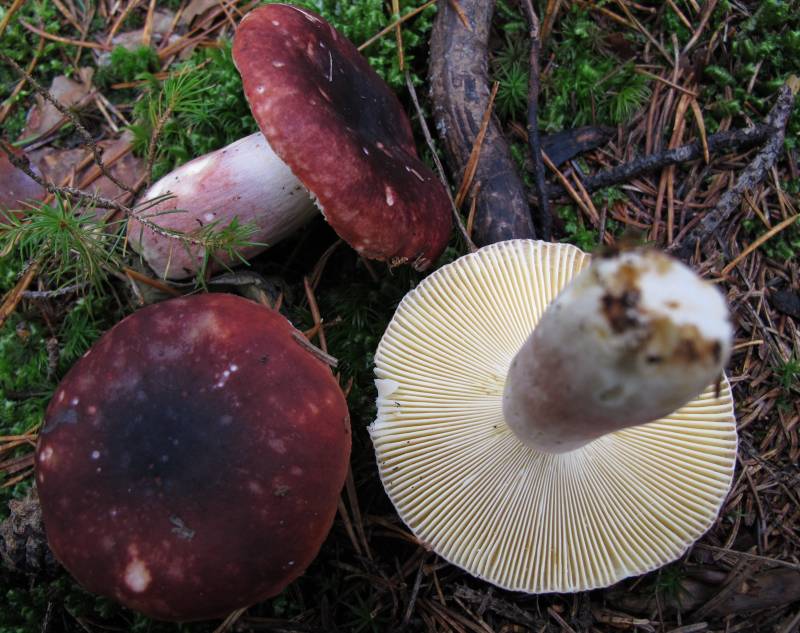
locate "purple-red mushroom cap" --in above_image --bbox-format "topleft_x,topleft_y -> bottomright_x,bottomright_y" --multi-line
35,293 -> 351,621
0,147 -> 45,214
232,4 -> 452,270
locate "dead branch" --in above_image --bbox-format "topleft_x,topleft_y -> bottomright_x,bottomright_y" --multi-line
670,80 -> 798,261
429,0 -> 536,244
548,125 -> 773,198
521,0 -> 551,240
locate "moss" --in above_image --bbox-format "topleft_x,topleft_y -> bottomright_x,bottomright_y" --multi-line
271,0 -> 436,89
0,1 -> 72,140
702,0 -> 800,141
130,42 -> 256,180
94,45 -> 160,94
492,5 -> 651,128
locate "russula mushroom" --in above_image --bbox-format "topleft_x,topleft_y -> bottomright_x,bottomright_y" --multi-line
35,293 -> 350,621
0,147 -> 45,213
128,4 -> 451,279
371,240 -> 737,593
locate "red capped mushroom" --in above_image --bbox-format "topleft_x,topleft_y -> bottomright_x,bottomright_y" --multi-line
232,3 -> 451,270
0,147 -> 45,214
35,293 -> 350,621
128,4 -> 451,278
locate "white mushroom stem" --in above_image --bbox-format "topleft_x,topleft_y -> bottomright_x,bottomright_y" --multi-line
502,249 -> 732,454
128,132 -> 317,279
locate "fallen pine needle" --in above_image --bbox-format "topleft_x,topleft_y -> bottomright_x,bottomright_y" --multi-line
454,81 -> 499,209
358,0 -> 436,51
722,214 -> 800,276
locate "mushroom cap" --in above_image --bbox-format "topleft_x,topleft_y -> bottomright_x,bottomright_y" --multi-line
0,148 -> 45,213
370,240 -> 737,593
36,293 -> 350,621
232,4 -> 452,270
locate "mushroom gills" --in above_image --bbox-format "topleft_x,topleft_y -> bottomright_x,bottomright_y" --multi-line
371,240 -> 737,594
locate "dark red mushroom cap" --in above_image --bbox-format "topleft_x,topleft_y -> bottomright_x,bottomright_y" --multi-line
35,293 -> 350,621
232,4 -> 452,270
0,147 -> 45,213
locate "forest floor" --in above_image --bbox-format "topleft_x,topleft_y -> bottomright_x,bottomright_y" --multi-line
0,1 -> 799,632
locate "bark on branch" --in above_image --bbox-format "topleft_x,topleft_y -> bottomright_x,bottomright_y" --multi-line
429,0 -> 536,245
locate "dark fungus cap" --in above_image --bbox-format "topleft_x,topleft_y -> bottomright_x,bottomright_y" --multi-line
35,293 -> 351,621
0,148 -> 45,212
232,4 -> 452,270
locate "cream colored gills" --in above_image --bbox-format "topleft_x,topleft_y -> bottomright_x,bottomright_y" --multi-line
371,240 -> 737,594
503,249 -> 733,453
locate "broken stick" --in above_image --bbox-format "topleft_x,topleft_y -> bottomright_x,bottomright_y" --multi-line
429,0 -> 536,244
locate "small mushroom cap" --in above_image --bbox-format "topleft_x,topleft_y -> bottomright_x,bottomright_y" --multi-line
0,148 -> 45,213
232,4 -> 452,270
36,293 -> 350,621
371,240 -> 737,593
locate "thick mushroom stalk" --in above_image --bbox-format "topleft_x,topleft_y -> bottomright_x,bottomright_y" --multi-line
128,132 -> 316,279
503,249 -> 732,454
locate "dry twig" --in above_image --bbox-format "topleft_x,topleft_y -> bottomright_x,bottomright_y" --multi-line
671,80 -> 798,261
521,0 -> 551,240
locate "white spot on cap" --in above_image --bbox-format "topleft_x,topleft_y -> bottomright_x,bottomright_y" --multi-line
87,405 -> 97,415
385,186 -> 396,206
256,85 -> 266,94
269,438 -> 287,454
203,212 -> 214,222
405,165 -> 425,182
362,147 -> 370,155
39,447 -> 53,462
91,450 -> 100,460
272,61 -> 285,68
70,397 -> 79,406
271,19 -> 280,26
213,364 -> 238,389
124,559 -> 151,593
58,391 -> 65,403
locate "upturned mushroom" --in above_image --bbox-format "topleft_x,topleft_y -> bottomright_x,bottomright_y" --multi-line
36,293 -> 350,621
371,240 -> 737,593
128,4 -> 451,279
